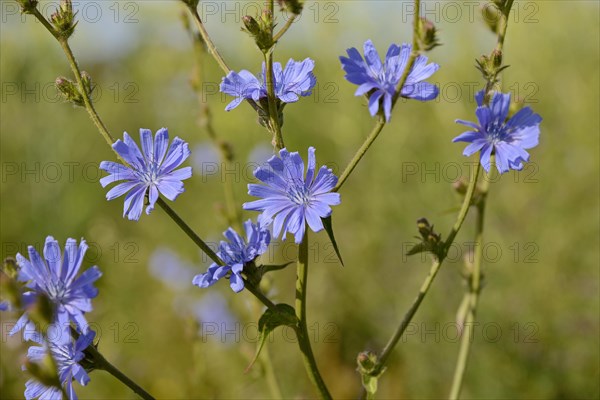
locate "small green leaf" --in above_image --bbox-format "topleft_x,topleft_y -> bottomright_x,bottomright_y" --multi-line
322,216 -> 344,266
245,304 -> 297,372
406,242 -> 428,256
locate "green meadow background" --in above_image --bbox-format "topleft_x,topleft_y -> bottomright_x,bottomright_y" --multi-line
1,1 -> 598,398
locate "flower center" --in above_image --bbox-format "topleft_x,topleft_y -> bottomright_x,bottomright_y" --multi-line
47,281 -> 68,303
486,120 -> 508,143
286,179 -> 312,206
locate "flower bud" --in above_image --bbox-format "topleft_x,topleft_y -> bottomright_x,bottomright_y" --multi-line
278,0 -> 304,15
452,178 -> 468,195
481,2 -> 501,33
56,76 -> 84,106
50,0 -> 77,39
357,351 -> 378,374
417,17 -> 441,51
242,15 -> 261,36
81,71 -> 94,96
16,0 -> 38,14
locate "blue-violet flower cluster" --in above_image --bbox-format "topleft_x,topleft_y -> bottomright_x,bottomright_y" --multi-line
24,330 -> 95,400
243,147 -> 341,244
193,220 -> 270,293
100,128 -> 192,221
10,236 -> 101,343
340,40 -> 439,121
220,58 -> 317,111
453,90 -> 542,174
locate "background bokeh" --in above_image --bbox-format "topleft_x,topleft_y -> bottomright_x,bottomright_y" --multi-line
1,0 -> 599,398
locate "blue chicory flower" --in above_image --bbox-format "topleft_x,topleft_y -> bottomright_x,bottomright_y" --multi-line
220,58 -> 316,111
193,220 -> 270,293
339,40 -> 439,121
100,128 -> 192,221
243,147 -> 341,244
24,330 -> 95,400
453,90 -> 542,174
10,237 -> 101,343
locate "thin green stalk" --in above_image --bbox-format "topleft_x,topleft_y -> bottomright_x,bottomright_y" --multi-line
363,162 -> 482,390
87,345 -> 155,400
295,231 -> 332,399
273,15 -> 296,42
448,159 -> 492,399
156,198 -> 222,265
186,6 -> 230,74
334,1 -> 421,193
264,51 -> 284,150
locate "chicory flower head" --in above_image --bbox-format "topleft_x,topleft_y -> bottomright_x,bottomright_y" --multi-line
100,128 -> 192,221
340,40 -> 439,121
453,90 -> 542,174
193,220 -> 270,293
220,58 -> 316,111
243,147 -> 341,244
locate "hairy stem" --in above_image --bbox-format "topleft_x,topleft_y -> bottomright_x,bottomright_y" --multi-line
296,231 -> 332,399
186,6 -> 230,74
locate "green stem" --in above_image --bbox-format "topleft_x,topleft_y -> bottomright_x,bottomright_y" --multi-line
156,198 -> 222,265
448,159 -> 492,399
264,51 -> 284,150
295,230 -> 332,399
186,6 -> 230,74
363,162 -> 482,392
334,2 -> 421,193
88,345 -> 155,400
273,15 -> 296,42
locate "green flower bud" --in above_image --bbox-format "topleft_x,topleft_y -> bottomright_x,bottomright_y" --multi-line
242,15 -> 261,36
2,257 -> 19,279
357,351 -> 378,374
417,17 -> 441,51
16,0 -> 38,14
481,2 -> 501,33
50,0 -> 78,39
278,0 -> 304,15
55,76 -> 84,106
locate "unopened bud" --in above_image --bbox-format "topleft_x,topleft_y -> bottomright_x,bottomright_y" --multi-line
242,15 -> 261,36
453,178 -> 468,195
417,18 -> 441,51
80,71 -> 94,96
179,0 -> 199,8
278,0 -> 304,15
2,257 -> 19,279
50,0 -> 77,39
357,351 -> 378,374
56,76 -> 84,106
481,2 -> 501,33
16,0 -> 38,14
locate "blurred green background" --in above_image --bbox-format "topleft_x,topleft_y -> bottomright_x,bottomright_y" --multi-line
1,0 -> 599,398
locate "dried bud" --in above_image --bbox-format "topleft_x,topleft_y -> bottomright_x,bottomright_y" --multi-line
16,0 -> 38,14
55,76 -> 83,106
50,0 -> 78,39
417,18 -> 441,51
278,0 -> 304,15
491,49 -> 503,69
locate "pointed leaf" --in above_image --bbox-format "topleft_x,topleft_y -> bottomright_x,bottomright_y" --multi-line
321,216 -> 344,266
245,304 -> 297,372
